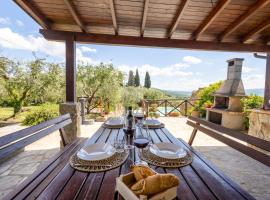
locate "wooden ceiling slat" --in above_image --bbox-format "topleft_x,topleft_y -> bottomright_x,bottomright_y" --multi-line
168,0 -> 189,38
14,0 -> 51,29
242,19 -> 270,43
109,0 -> 118,35
192,0 -> 230,40
218,0 -> 270,42
64,0 -> 87,32
141,0 -> 150,36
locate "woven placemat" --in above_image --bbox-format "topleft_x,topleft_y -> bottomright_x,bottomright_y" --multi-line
70,150 -> 129,172
141,148 -> 192,168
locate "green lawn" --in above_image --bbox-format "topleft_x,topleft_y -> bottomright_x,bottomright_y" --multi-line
0,106 -> 40,122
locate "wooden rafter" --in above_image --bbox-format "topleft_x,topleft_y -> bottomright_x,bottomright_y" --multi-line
40,29 -> 270,52
168,0 -> 189,38
192,0 -> 230,40
109,0 -> 118,35
242,19 -> 270,43
14,0 -> 51,29
141,0 -> 150,37
64,0 -> 87,32
219,0 -> 270,42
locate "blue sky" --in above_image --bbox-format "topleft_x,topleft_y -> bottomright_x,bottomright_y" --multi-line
0,1 -> 267,91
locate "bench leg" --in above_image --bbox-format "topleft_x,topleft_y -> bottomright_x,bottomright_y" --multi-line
59,128 -> 69,147
188,127 -> 198,146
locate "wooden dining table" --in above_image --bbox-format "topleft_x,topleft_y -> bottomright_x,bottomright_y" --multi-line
4,124 -> 255,200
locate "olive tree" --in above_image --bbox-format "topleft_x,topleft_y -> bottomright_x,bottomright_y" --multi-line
0,56 -> 63,116
77,63 -> 124,113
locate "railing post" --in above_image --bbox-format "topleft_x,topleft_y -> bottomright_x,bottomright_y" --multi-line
146,101 -> 149,117
184,100 -> 188,116
165,100 -> 168,116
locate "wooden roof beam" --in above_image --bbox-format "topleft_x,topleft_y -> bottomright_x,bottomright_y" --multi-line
141,0 -> 150,37
13,0 -> 51,29
168,0 -> 189,38
64,0 -> 87,32
192,0 -> 230,40
40,29 -> 270,53
242,19 -> 270,43
219,0 -> 270,42
109,0 -> 118,35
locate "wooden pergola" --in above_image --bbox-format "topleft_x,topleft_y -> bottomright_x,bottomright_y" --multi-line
14,0 -> 270,109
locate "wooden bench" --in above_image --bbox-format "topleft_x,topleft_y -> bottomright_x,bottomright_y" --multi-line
186,116 -> 270,167
0,114 -> 72,162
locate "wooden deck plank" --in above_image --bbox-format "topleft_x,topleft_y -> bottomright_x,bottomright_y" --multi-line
56,170 -> 88,200
3,138 -> 82,200
36,164 -> 75,199
51,129 -> 112,199
160,128 -> 255,200
152,129 -> 214,200
4,123 -> 256,200
23,128 -> 105,199
96,128 -> 122,200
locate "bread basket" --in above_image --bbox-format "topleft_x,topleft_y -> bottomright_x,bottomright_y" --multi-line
115,172 -> 177,200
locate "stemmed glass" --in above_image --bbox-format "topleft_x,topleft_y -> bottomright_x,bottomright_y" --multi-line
123,114 -> 135,149
134,119 -> 151,166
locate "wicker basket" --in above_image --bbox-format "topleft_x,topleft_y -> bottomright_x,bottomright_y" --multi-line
115,172 -> 177,200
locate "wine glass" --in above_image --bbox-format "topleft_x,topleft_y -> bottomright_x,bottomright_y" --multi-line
113,131 -> 125,153
134,125 -> 150,166
123,120 -> 135,149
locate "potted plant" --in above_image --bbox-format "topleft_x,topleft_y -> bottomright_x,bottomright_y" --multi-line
190,105 -> 200,118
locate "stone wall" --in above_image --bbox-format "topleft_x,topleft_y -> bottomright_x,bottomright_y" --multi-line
248,109 -> 270,141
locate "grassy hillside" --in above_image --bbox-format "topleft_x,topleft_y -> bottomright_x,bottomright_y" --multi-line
162,90 -> 192,98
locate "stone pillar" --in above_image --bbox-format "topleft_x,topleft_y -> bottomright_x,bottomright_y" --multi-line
248,109 -> 270,142
60,102 -> 81,146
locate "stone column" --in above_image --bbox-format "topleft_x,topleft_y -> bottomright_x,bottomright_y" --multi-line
59,102 -> 81,146
248,109 -> 270,142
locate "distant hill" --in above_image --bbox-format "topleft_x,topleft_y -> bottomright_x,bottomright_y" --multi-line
246,88 -> 264,96
162,90 -> 192,98
161,88 -> 264,98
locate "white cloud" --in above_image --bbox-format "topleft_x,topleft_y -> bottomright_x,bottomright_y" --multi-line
0,27 -> 65,57
76,48 -> 99,64
183,56 -> 202,64
242,66 -> 255,73
243,74 -> 265,89
16,20 -> 24,27
0,27 -> 100,64
0,17 -> 10,25
80,46 -> 97,53
118,63 -> 192,78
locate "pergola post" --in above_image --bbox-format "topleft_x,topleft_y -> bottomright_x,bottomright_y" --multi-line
59,35 -> 81,147
264,53 -> 270,110
65,35 -> 76,102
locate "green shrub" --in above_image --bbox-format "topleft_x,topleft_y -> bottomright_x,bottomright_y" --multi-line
241,94 -> 263,129
23,104 -> 59,126
193,81 -> 223,117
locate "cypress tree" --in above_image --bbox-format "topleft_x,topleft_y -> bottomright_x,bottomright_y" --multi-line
134,69 -> 140,87
144,71 -> 151,88
127,70 -> 135,86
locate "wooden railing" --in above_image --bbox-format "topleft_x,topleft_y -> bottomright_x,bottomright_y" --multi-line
143,98 -> 200,117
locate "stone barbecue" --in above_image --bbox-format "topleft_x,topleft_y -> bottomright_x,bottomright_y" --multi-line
206,58 -> 246,130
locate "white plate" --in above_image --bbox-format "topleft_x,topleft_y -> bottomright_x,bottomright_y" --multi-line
105,118 -> 124,126
144,119 -> 161,126
77,143 -> 116,161
150,142 -> 187,159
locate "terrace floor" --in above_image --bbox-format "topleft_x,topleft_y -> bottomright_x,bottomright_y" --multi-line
0,117 -> 269,200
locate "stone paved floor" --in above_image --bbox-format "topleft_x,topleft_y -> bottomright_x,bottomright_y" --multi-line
0,117 -> 269,199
